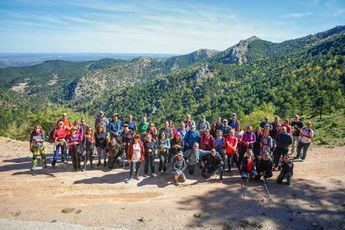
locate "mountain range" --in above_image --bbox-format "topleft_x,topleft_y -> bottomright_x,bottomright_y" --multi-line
0,25 -> 344,144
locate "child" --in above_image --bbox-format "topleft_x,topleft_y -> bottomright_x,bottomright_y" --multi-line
277,154 -> 294,185
171,151 -> 187,186
29,125 -> 47,170
241,149 -> 258,179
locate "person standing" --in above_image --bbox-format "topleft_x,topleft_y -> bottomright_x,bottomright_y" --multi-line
197,115 -> 211,133
158,131 -> 171,173
296,121 -> 314,161
225,129 -> 238,173
137,117 -> 149,141
29,125 -> 47,170
125,134 -> 145,182
290,114 -> 304,156
229,113 -> 240,129
273,127 -> 292,169
144,134 -> 157,177
108,113 -> 123,141
94,111 -> 109,129
94,123 -> 107,167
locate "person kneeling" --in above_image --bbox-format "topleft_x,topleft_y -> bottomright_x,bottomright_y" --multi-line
255,151 -> 273,181
171,152 -> 187,186
241,150 -> 258,179
276,154 -> 294,185
201,148 -> 224,183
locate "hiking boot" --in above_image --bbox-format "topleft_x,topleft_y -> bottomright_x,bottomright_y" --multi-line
51,160 -> 56,167
97,161 -> 101,167
103,161 -> 107,167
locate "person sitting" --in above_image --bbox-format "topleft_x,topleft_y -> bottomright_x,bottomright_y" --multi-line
277,154 -> 294,185
171,151 -> 187,186
240,149 -> 258,179
200,148 -> 224,183
184,143 -> 208,175
255,151 -> 273,181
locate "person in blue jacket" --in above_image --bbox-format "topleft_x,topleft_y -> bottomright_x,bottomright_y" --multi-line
183,124 -> 201,151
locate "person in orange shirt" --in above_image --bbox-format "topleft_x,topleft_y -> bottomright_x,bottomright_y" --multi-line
56,113 -> 73,136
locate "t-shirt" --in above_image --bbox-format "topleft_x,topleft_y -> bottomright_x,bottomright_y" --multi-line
225,136 -> 237,154
291,121 -> 304,136
300,128 -> 314,143
132,143 -> 141,162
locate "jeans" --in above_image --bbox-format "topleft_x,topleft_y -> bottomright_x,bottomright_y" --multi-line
97,147 -> 106,163
144,155 -> 155,175
296,141 -> 310,160
54,144 -> 66,162
128,161 -> 141,179
226,154 -> 237,172
158,153 -> 167,172
273,147 -> 289,167
188,163 -> 198,175
277,172 -> 292,184
241,169 -> 258,179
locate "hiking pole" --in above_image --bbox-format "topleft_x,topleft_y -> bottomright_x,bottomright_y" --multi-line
263,178 -> 271,199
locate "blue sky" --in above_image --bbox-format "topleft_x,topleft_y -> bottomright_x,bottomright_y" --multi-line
0,0 -> 344,54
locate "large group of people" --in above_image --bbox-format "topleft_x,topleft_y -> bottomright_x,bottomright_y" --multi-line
29,111 -> 314,186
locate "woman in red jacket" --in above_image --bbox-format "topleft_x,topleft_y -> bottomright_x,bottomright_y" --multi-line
225,129 -> 238,173
125,134 -> 145,183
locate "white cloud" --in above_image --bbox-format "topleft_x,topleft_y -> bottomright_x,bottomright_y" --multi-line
280,12 -> 313,18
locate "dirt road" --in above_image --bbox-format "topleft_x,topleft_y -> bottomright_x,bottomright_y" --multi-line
0,137 -> 344,229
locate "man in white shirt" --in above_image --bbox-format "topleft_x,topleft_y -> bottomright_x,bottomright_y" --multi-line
296,121 -> 314,161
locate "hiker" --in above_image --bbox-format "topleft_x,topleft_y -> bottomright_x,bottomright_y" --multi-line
260,128 -> 274,156
222,119 -> 231,138
144,134 -> 158,177
184,143 -> 209,175
52,120 -> 67,166
29,125 -> 47,170
67,127 -> 83,171
201,129 -> 214,151
225,129 -> 238,173
158,131 -> 171,173
296,121 -> 314,161
235,124 -> 245,169
108,113 -> 123,141
83,127 -> 95,168
210,123 -> 218,138
171,151 -> 187,186
168,120 -> 178,137
273,126 -> 292,169
183,124 -> 201,151
214,129 -> 225,161
260,116 -> 273,131
137,117 -> 149,141
161,121 -> 172,140
78,118 -> 89,136
183,114 -> 195,129
255,151 -> 273,181
253,126 -> 263,158
127,114 -> 136,131
200,148 -> 224,183
125,134 -> 145,182
105,137 -> 123,169
242,126 -> 256,150
94,111 -> 109,129
57,113 -> 73,136
146,123 -> 158,142
94,123 -> 107,167
283,119 -> 292,134
291,114 -> 304,156
171,132 -> 184,158
215,117 -> 223,131
197,114 -> 211,133
120,123 -> 134,156
240,149 -> 258,179
177,122 -> 187,141
229,113 -> 240,129
271,116 -> 281,140
277,154 -> 294,185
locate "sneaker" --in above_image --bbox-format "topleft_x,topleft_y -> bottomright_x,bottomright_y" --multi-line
125,178 -> 131,183
175,182 -> 180,186
30,166 -> 37,171
143,174 -> 149,177
151,173 -> 157,178
134,176 -> 140,180
97,161 -> 101,167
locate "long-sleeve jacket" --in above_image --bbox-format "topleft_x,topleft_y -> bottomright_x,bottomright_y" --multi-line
279,160 -> 294,174
201,152 -> 223,170
276,132 -> 292,149
108,119 -> 123,137
94,131 -> 107,148
257,158 -> 273,174
172,157 -> 186,172
158,139 -> 170,153
127,141 -> 145,162
184,130 -> 201,148
184,149 -> 209,165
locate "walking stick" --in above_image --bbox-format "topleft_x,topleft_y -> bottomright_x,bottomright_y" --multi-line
242,173 -> 249,198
